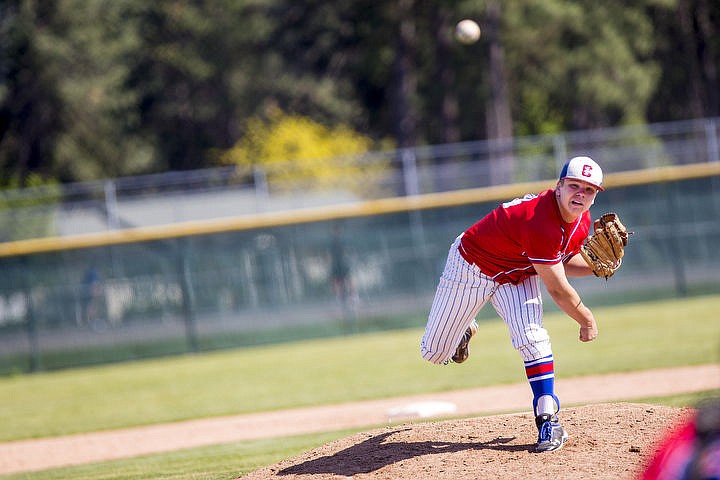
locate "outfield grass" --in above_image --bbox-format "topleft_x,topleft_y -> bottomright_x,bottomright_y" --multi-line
0,294 -> 718,443
0,294 -> 718,479
0,427 -> 360,480
0,295 -> 720,441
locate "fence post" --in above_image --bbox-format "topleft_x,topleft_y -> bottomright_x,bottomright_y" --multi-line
25,291 -> 40,372
401,149 -> 423,235
659,183 -> 688,297
21,256 -> 41,372
253,167 -> 269,212
401,149 -> 420,196
104,180 -> 119,230
177,239 -> 199,352
553,135 -> 568,170
400,148 -> 430,281
706,119 -> 719,163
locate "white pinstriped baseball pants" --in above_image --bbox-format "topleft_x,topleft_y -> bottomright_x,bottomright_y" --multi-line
421,235 -> 553,364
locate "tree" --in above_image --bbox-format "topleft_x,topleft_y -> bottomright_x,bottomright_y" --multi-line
38,0 -> 153,180
127,1 -> 254,171
484,0 -> 514,184
649,0 -> 720,120
0,0 -> 156,183
0,1 -> 64,185
503,0 -> 666,133
220,110 -> 387,196
1,0 -> 714,187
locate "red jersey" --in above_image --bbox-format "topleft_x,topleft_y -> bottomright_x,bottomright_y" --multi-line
459,189 -> 591,285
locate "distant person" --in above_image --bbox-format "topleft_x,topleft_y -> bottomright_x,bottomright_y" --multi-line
330,224 -> 358,330
80,266 -> 104,330
421,157 -> 622,452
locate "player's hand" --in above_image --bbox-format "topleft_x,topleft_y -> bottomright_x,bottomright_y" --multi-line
579,321 -> 598,342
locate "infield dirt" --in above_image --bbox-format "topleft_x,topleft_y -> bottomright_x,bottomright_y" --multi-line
240,403 -> 691,480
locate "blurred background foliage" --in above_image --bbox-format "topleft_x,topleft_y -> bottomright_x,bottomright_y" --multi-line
219,108 -> 388,192
0,0 -> 718,186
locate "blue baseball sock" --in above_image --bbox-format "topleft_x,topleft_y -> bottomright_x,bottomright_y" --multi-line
525,354 -> 559,416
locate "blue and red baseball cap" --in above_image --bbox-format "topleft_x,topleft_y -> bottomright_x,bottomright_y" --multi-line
559,156 -> 604,191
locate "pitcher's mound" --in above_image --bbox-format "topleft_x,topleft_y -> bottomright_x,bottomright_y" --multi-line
241,403 -> 691,480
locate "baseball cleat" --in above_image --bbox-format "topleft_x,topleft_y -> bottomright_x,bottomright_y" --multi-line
535,413 -> 568,452
451,321 -> 478,363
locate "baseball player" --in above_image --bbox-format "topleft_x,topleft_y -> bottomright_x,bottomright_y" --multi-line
421,156 -> 606,452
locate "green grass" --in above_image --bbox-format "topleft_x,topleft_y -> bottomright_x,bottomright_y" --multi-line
1,294 -> 718,442
0,312 -> 424,375
0,290 -> 717,480
0,428 -> 358,480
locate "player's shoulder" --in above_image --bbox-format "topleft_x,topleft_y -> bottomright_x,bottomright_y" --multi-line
500,189 -> 551,213
500,193 -> 538,211
522,189 -> 555,216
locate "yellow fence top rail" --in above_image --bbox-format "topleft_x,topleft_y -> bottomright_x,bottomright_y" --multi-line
0,162 -> 717,258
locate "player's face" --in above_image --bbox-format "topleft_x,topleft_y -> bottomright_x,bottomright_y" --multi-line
556,179 -> 598,221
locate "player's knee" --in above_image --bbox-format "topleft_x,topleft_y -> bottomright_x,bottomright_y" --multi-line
420,342 -> 450,365
513,325 -> 551,361
517,339 -> 552,362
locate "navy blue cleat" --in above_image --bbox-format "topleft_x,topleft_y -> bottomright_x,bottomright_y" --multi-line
535,413 -> 568,452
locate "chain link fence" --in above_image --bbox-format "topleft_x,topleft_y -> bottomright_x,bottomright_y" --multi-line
0,117 -> 718,241
0,118 -> 719,373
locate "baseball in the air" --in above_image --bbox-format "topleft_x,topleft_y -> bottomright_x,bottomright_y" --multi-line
455,19 -> 481,44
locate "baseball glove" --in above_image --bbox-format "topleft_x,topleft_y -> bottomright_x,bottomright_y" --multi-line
580,212 -> 630,279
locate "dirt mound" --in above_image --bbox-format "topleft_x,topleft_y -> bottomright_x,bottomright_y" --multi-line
241,403 -> 692,480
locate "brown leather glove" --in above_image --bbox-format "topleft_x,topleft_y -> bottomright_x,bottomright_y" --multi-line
580,212 -> 630,279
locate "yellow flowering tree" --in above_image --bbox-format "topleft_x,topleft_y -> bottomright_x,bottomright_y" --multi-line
222,111 -> 390,195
